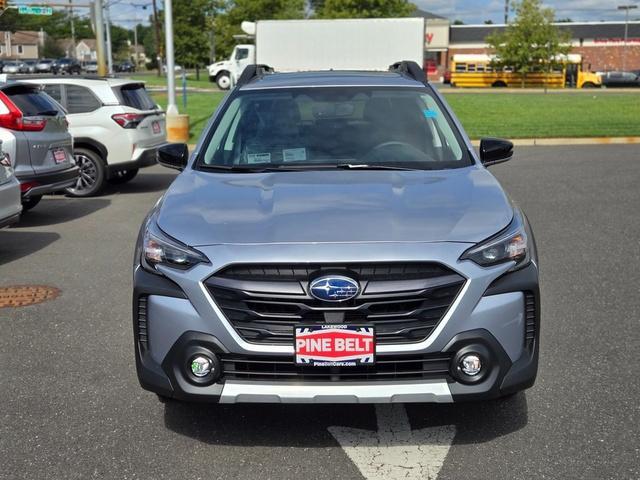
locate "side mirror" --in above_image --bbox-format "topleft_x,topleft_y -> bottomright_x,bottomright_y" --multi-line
479,138 -> 513,167
158,143 -> 189,171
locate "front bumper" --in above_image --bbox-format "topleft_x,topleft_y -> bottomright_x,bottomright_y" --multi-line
107,143 -> 168,177
133,242 -> 540,403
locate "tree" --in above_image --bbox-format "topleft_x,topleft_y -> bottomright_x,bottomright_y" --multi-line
316,0 -> 415,19
169,0 -> 216,68
42,36 -> 63,58
486,0 -> 570,87
214,0 -> 305,60
452,20 -> 465,25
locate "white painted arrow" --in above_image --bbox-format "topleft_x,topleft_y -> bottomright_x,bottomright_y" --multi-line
328,404 -> 456,480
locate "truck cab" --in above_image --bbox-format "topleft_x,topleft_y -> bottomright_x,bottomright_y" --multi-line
207,44 -> 255,90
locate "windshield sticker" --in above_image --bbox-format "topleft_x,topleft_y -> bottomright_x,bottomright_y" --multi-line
423,109 -> 438,119
247,152 -> 271,164
282,148 -> 307,162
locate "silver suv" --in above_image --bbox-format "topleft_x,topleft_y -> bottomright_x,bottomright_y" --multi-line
0,82 -> 77,210
133,63 -> 540,404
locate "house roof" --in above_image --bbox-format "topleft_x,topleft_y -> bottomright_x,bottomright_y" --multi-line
77,39 -> 97,49
451,21 -> 640,44
1,30 -> 40,45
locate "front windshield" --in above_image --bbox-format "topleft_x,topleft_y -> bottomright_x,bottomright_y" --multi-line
199,87 -> 471,171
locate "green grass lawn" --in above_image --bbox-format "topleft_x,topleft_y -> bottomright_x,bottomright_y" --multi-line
151,91 -> 640,143
444,93 -> 640,139
130,73 -> 216,90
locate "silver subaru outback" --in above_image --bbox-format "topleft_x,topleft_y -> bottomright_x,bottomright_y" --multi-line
133,62 -> 539,404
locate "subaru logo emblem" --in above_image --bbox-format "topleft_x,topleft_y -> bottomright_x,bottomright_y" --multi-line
309,276 -> 359,302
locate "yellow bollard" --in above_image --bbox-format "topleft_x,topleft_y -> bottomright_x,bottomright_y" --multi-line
165,113 -> 190,143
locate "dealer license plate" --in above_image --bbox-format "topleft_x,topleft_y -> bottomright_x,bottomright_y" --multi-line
53,149 -> 67,164
294,325 -> 375,366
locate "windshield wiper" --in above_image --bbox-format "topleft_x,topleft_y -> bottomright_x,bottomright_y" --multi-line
199,164 -> 305,173
336,163 -> 418,171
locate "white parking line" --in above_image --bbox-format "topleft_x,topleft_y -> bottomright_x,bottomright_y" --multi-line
328,404 -> 456,480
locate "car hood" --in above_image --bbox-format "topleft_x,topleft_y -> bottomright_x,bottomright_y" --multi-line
157,167 -> 513,246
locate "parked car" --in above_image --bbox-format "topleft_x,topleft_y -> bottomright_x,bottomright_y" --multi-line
0,82 -> 78,210
2,61 -> 23,74
22,77 -> 167,196
22,60 -> 37,74
35,59 -> 56,74
115,61 -> 135,73
83,61 -> 98,74
56,58 -> 82,75
600,71 -> 640,88
0,141 -> 21,228
133,63 -> 540,404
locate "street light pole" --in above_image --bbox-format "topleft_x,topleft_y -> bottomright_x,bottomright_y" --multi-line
618,4 -> 638,71
164,0 -> 177,115
104,1 -> 113,74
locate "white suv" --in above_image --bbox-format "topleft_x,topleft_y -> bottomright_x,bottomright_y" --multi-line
22,77 -> 167,196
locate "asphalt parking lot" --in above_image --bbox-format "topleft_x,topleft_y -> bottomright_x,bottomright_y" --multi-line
1,144 -> 639,480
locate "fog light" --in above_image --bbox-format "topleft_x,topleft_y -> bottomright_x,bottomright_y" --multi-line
460,354 -> 482,376
190,355 -> 213,377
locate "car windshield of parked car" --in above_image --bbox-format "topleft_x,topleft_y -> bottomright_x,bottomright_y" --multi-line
200,87 -> 471,171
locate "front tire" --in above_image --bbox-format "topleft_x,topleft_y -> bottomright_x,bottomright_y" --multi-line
581,82 -> 596,88
21,195 -> 42,211
108,168 -> 138,185
216,72 -> 231,90
66,148 -> 106,197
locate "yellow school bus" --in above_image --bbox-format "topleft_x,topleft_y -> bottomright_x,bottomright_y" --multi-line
450,54 -> 601,88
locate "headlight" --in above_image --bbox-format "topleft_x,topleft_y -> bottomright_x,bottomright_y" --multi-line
460,209 -> 531,271
142,220 -> 209,272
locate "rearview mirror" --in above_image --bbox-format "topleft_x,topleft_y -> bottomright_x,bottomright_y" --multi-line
158,143 -> 189,171
479,138 -> 513,167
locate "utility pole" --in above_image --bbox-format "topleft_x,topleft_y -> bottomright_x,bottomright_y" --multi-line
151,0 -> 161,77
164,0 -> 177,115
69,0 -> 76,58
504,0 -> 509,23
94,0 -> 107,76
618,4 -> 638,71
104,1 -> 113,74
133,23 -> 139,70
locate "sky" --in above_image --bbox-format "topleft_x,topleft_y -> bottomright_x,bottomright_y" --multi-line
415,0 -> 640,24
16,0 -> 639,28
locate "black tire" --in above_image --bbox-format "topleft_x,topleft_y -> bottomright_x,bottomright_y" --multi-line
66,148 -> 106,197
21,195 -> 42,211
492,81 -> 507,88
108,168 -> 139,185
581,82 -> 596,88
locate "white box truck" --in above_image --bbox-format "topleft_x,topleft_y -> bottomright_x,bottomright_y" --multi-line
207,18 -> 425,90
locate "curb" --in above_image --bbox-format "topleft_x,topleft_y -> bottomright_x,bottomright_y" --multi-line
470,137 -> 640,147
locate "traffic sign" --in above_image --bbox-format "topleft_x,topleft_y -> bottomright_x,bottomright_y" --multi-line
18,6 -> 53,15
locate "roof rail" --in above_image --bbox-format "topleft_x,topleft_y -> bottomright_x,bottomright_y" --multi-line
388,61 -> 427,84
236,64 -> 274,88
1,74 -> 113,81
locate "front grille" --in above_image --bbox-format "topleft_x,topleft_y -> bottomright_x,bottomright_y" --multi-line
525,292 -> 536,348
221,353 -> 453,382
206,262 -> 465,345
137,296 -> 148,350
